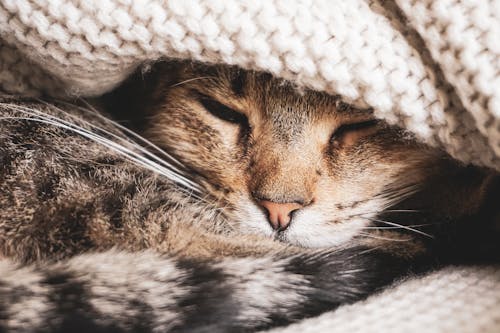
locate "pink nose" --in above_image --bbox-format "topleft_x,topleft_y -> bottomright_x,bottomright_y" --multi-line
258,200 -> 303,231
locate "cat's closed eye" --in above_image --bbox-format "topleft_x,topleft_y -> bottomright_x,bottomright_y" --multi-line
330,119 -> 379,148
198,94 -> 248,126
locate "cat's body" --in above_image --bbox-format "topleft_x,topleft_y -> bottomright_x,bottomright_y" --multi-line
0,61 -> 499,332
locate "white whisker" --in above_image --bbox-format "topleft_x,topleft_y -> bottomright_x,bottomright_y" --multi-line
358,232 -> 411,242
169,76 -> 215,88
364,217 -> 434,238
35,99 -> 189,174
361,223 -> 433,230
383,209 -> 421,213
57,98 -> 187,170
0,109 -> 202,196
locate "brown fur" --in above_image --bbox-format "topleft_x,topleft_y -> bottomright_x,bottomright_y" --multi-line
106,61 -> 499,251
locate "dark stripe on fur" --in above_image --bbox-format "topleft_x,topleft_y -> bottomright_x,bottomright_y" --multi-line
0,280 -> 11,333
40,271 -> 124,333
231,70 -> 246,97
173,259 -> 240,333
260,247 -> 415,329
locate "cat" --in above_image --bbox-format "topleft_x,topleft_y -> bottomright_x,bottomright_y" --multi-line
0,61 -> 498,332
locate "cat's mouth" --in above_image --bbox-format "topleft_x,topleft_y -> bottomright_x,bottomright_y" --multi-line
273,230 -> 289,243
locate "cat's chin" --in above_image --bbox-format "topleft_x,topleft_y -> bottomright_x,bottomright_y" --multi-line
231,197 -> 370,248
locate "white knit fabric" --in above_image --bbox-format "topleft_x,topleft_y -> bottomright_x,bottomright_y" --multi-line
0,1 -> 499,331
0,0 -> 499,170
266,266 -> 500,333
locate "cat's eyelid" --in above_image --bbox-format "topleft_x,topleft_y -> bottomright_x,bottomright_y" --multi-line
337,118 -> 379,129
194,91 -> 242,112
330,119 -> 380,144
196,92 -> 248,125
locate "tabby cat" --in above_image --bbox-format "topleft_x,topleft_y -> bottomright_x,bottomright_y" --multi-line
0,61 -> 498,332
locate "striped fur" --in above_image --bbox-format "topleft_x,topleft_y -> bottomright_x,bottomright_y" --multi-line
0,248 -> 412,332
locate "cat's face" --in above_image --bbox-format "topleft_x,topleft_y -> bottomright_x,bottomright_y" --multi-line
135,62 -> 442,248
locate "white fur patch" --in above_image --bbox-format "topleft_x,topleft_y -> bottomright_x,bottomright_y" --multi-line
284,210 -> 369,248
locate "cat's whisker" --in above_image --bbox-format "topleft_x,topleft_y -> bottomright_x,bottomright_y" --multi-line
56,98 -> 187,170
34,99 -> 190,176
378,185 -> 421,207
357,232 -> 411,242
1,102 -> 198,190
360,223 -> 434,230
9,101 -> 187,178
364,217 -> 434,239
382,209 -> 422,213
186,193 -> 233,233
0,111 -> 203,197
343,208 -> 422,222
169,76 -> 216,88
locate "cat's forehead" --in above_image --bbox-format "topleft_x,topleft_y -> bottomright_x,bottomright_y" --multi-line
180,63 -> 367,121
174,65 -> 375,146
173,63 -> 376,143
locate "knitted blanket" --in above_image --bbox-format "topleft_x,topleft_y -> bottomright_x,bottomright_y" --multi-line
1,0 -> 499,332
1,0 -> 499,170
267,266 -> 500,333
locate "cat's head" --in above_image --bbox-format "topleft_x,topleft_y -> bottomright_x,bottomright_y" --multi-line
109,61 -> 456,248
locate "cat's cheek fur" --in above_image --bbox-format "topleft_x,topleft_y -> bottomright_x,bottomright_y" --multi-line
231,196 -> 374,248
284,210 -> 368,247
232,197 -> 275,238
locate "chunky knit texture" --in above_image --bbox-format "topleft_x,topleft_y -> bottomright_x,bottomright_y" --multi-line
0,0 -> 499,170
267,266 -> 500,333
0,1 -> 499,332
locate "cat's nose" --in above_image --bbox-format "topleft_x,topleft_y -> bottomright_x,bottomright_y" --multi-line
258,200 -> 303,231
